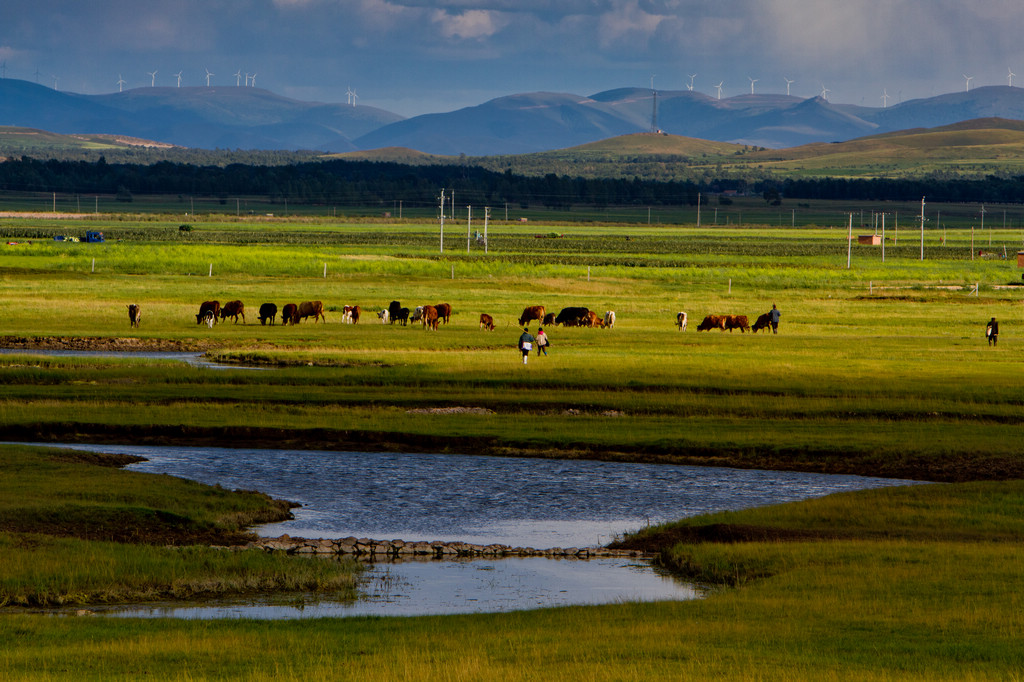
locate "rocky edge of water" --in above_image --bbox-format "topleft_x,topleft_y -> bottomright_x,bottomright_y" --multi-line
250,535 -> 653,559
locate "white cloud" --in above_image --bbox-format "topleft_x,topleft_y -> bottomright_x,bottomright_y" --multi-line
433,9 -> 504,40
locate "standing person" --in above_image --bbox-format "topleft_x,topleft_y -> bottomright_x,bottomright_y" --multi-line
518,327 -> 535,364
769,303 -> 781,334
987,317 -> 999,346
535,327 -> 550,356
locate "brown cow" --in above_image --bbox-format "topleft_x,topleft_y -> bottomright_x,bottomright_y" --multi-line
293,300 -> 325,324
421,304 -> 439,331
350,305 -> 361,324
220,300 -> 245,324
542,312 -> 556,326
724,314 -> 750,333
582,310 -> 603,328
196,300 -> 220,325
435,303 -> 452,324
676,311 -> 688,331
127,304 -> 141,328
518,305 -> 545,327
281,303 -> 298,325
479,313 -> 495,331
751,313 -> 772,333
696,314 -> 725,332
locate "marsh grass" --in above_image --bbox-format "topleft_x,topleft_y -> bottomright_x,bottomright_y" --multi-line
0,444 -> 361,607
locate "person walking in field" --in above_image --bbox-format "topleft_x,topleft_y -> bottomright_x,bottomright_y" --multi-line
535,327 -> 550,356
769,303 -> 781,334
986,317 -> 999,346
518,327 -> 535,364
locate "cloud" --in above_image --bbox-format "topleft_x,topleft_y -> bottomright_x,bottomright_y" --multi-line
433,9 -> 504,40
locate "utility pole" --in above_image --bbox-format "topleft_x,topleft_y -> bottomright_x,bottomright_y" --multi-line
696,192 -> 701,228
847,213 -> 853,269
484,207 -> 490,254
466,205 -> 472,253
439,188 -> 445,254
919,196 -> 926,260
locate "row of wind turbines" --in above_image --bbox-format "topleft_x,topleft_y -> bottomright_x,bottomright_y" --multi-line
675,67 -> 1022,107
112,69 -> 360,108
115,69 -> 258,92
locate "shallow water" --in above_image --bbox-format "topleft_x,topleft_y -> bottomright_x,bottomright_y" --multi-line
44,443 -> 920,548
0,348 -> 263,370
26,442 -> 922,618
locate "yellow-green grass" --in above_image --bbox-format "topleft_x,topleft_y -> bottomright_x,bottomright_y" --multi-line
3,485 -> 1024,680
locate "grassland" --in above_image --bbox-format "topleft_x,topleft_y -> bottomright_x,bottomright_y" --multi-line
1,212 -> 1023,679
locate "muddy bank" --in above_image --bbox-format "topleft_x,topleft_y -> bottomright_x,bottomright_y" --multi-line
0,335 -> 216,353
5,422 -> 1013,483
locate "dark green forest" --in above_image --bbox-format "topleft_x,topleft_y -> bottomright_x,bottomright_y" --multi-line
2,156 -> 1024,208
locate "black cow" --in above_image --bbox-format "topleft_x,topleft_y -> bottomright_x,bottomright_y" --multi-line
388,300 -> 403,325
258,303 -> 278,325
555,306 -> 590,327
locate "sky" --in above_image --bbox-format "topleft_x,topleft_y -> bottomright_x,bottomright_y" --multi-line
3,1 -> 1024,117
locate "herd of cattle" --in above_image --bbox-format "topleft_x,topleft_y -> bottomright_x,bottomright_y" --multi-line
124,299 -> 771,334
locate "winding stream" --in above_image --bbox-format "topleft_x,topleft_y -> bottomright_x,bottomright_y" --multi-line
32,443 -> 922,619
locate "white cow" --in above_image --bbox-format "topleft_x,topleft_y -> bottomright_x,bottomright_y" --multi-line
410,305 -> 425,323
341,305 -> 354,324
377,308 -> 390,324
676,311 -> 688,331
202,311 -> 216,329
603,311 -> 616,329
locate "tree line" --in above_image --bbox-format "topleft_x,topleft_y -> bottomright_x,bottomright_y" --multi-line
3,156 -> 1024,207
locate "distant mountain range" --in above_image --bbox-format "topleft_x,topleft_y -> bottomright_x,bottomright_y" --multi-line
4,77 -> 1024,155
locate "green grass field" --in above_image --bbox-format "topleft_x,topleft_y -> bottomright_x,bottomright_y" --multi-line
1,213 -> 1023,679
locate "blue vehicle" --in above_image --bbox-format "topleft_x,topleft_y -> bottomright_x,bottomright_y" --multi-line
85,231 -> 105,243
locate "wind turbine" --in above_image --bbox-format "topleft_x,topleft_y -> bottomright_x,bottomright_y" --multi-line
117,74 -> 126,92
748,76 -> 758,95
881,89 -> 889,108
350,88 -> 358,107
819,84 -> 830,101
234,69 -> 242,86
963,73 -> 973,92
249,72 -> 256,87
205,69 -> 214,87
1009,67 -> 1016,87
714,81 -> 723,100
175,71 -> 183,87
51,74 -> 58,90
147,70 -> 157,87
784,77 -> 794,96
687,73 -> 696,91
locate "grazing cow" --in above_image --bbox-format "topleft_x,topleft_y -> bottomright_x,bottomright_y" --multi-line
724,314 -> 751,333
202,311 -> 216,328
350,305 -> 361,324
696,314 -> 726,332
542,312 -> 556,326
421,304 -> 439,331
604,311 -> 616,329
196,301 -> 220,325
676,311 -> 688,332
555,306 -> 590,327
752,313 -> 772,333
377,309 -> 390,324
410,306 -> 424,323
293,300 -> 325,324
479,313 -> 495,331
220,300 -> 245,324
126,304 -> 140,328
258,303 -> 277,326
582,310 -> 603,328
395,307 -> 410,326
281,303 -> 298,325
435,303 -> 452,324
388,300 -> 403,325
518,305 -> 545,327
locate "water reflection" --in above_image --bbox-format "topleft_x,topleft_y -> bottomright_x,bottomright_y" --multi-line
45,443 -> 921,548
99,557 -> 701,620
